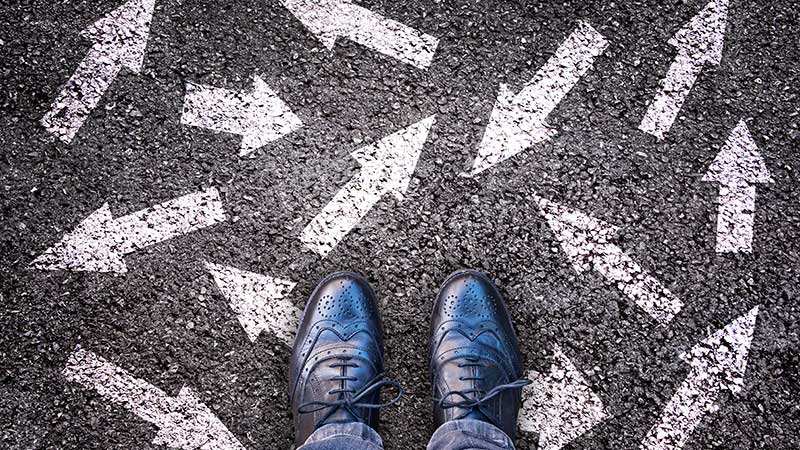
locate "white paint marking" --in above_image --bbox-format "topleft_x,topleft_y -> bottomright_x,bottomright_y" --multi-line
535,195 -> 684,324
181,75 -> 302,156
639,0 -> 729,139
300,115 -> 435,257
519,345 -> 607,450
205,262 -> 300,344
702,120 -> 773,253
32,187 -> 227,273
41,0 -> 155,143
63,348 -> 247,450
471,21 -> 608,175
640,306 -> 759,450
281,0 -> 439,69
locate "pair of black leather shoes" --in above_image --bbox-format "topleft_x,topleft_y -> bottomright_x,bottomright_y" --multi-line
289,270 -> 529,446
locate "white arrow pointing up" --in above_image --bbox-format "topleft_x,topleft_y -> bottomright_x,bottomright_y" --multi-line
181,76 -> 303,156
205,262 -> 300,344
470,21 -> 608,175
639,0 -> 729,139
703,120 -> 773,253
32,187 -> 226,273
640,306 -> 759,450
535,195 -> 684,324
300,115 -> 435,257
63,348 -> 247,450
41,0 -> 156,143
281,0 -> 439,69
519,345 -> 608,450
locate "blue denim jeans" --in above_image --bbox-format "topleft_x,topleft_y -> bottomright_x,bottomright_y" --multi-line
297,419 -> 515,450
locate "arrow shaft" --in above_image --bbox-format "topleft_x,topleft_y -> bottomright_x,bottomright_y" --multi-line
714,183 -> 757,253
41,45 -> 123,143
115,187 -> 227,255
181,83 -> 252,135
639,52 -> 704,139
342,4 -> 438,69
300,171 -> 386,257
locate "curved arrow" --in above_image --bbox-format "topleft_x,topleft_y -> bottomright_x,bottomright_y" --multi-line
41,0 -> 156,143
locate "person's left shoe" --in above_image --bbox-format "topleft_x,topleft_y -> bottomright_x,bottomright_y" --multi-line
289,272 -> 402,446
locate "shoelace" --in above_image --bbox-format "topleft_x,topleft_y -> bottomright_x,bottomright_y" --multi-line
434,358 -> 531,421
298,358 -> 404,427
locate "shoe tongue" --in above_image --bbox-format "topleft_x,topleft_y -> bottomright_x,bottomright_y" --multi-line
309,352 -> 374,423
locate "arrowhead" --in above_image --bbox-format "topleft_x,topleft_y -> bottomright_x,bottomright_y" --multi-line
31,204 -> 127,273
471,83 -> 555,176
281,0 -> 346,50
703,120 -> 773,185
351,115 -> 435,200
534,195 -> 619,274
669,0 -> 729,64
681,306 -> 759,394
519,345 -> 607,450
152,386 -> 247,450
239,76 -> 303,156
205,262 -> 300,344
82,0 -> 155,72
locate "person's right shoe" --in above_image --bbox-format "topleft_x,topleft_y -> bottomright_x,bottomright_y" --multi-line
429,270 -> 530,439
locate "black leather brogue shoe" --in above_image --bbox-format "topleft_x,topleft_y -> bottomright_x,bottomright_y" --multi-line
429,270 -> 530,439
290,272 -> 402,446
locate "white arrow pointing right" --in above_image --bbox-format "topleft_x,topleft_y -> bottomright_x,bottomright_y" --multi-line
640,306 -> 759,450
63,348 -> 247,450
519,345 -> 607,450
639,0 -> 729,139
181,75 -> 302,156
703,120 -> 773,253
42,0 -> 156,143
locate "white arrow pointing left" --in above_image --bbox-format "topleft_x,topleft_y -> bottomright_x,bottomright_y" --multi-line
535,195 -> 684,324
41,0 -> 156,143
32,187 -> 227,273
519,345 -> 607,450
205,262 -> 300,344
63,348 -> 247,450
181,75 -> 303,156
300,115 -> 435,257
640,306 -> 759,450
703,120 -> 773,253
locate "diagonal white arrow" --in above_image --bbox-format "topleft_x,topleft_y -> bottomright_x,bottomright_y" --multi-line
535,195 -> 684,324
32,187 -> 226,273
519,345 -> 607,450
63,348 -> 247,450
41,0 -> 156,143
703,120 -> 773,253
640,306 -> 759,450
471,21 -> 608,175
300,115 -> 435,257
181,75 -> 302,156
639,0 -> 729,139
281,0 -> 439,69
205,262 -> 300,344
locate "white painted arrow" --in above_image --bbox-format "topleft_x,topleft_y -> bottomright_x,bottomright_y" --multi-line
281,0 -> 439,69
639,0 -> 729,139
181,76 -> 302,156
63,348 -> 247,450
640,306 -> 759,450
519,345 -> 607,450
300,115 -> 435,257
205,262 -> 300,344
471,21 -> 608,175
41,0 -> 156,143
703,120 -> 773,253
32,187 -> 226,273
535,195 -> 684,324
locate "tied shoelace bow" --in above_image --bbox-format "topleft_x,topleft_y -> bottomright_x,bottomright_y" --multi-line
298,357 -> 403,427
434,358 -> 531,421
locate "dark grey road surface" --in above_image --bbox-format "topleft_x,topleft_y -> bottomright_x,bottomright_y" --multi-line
2,0 -> 798,449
